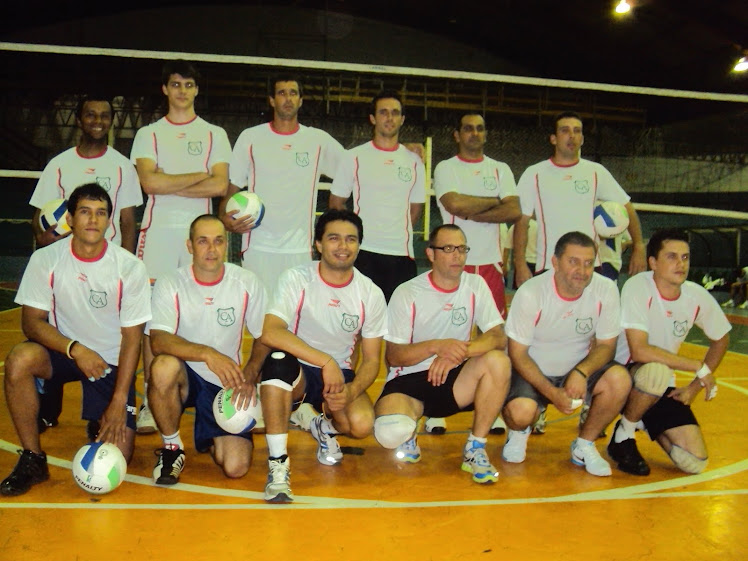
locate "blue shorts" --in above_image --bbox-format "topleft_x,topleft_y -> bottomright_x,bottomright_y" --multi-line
42,350 -> 136,430
299,363 -> 355,412
184,365 -> 253,453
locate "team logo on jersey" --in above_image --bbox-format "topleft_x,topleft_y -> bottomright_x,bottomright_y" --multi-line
96,177 -> 112,191
451,307 -> 468,326
483,177 -> 498,191
341,313 -> 359,332
296,152 -> 309,167
574,180 -> 590,194
217,307 -> 236,327
187,141 -> 203,156
78,273 -> 88,282
85,168 -> 96,175
575,317 -> 593,334
673,320 -> 688,337
328,299 -> 341,307
204,297 -> 214,306
89,290 -> 107,308
398,167 -> 412,182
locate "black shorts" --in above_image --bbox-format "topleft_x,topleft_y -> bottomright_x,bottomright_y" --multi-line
354,250 -> 417,302
641,388 -> 699,441
300,363 -> 355,413
377,363 -> 472,418
506,361 -> 617,408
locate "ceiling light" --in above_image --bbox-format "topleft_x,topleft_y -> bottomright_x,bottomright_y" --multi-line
734,56 -> 748,72
615,1 -> 631,14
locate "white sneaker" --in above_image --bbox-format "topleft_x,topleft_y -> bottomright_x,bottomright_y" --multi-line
264,455 -> 293,503
502,427 -> 530,463
289,403 -> 318,432
461,442 -> 499,483
489,416 -> 507,435
424,417 -> 447,435
721,299 -> 735,308
310,415 -> 343,465
571,439 -> 612,476
395,435 -> 421,463
136,404 -> 157,435
738,301 -> 748,310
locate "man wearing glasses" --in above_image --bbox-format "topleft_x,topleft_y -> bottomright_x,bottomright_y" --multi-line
373,224 -> 511,484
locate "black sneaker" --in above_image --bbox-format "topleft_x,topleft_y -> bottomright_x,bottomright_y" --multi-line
607,423 -> 650,476
152,447 -> 185,485
0,449 -> 50,496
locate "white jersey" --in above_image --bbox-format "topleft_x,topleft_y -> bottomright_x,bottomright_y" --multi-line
148,263 -> 267,387
505,270 -> 621,378
131,116 -> 231,228
268,262 -> 387,369
331,141 -> 426,258
230,123 -> 345,254
385,271 -> 503,380
15,237 -> 151,365
30,147 -> 143,247
516,158 -> 630,270
615,272 -> 732,374
434,155 -> 517,267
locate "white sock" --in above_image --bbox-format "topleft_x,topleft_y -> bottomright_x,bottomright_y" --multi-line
615,415 -> 637,443
320,415 -> 339,435
575,437 -> 594,447
266,433 -> 288,459
161,431 -> 183,451
466,433 -> 487,451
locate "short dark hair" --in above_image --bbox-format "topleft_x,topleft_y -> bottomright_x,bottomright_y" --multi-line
68,183 -> 113,217
646,229 -> 689,260
455,113 -> 484,132
314,209 -> 363,243
161,60 -> 200,86
551,111 -> 583,135
189,214 -> 224,242
75,95 -> 113,122
268,76 -> 304,98
554,231 -> 596,258
370,90 -> 403,117
428,224 -> 464,247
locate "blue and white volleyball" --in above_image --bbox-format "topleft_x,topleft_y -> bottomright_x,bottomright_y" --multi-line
39,198 -> 71,236
593,201 -> 629,239
72,442 -> 127,494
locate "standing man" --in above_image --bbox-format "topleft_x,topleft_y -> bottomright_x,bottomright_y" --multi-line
220,76 -> 345,292
502,232 -> 631,476
146,215 -> 269,485
258,209 -> 387,503
374,224 -> 511,484
608,229 -> 730,476
329,90 -> 426,302
30,95 -> 143,431
131,60 -> 231,433
513,111 -> 646,287
1,184 -> 150,496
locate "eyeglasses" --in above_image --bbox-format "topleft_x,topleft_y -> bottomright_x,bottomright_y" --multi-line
430,244 -> 470,254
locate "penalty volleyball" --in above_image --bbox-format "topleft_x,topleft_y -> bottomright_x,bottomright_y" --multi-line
593,201 -> 629,239
72,442 -> 127,494
213,388 -> 263,434
226,191 -> 265,227
39,198 -> 71,236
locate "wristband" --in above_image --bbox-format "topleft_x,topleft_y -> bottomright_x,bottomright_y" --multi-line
695,363 -> 712,379
572,367 -> 587,379
66,339 -> 78,359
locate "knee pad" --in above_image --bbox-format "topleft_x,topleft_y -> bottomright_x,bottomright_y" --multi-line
634,363 -> 672,397
261,351 -> 301,391
374,414 -> 417,449
668,444 -> 708,474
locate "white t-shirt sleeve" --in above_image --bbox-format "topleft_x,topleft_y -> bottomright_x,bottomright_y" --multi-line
595,165 -> 630,205
147,274 -> 178,334
433,160 -> 456,199
504,286 -> 537,346
120,259 -> 152,328
130,127 -> 156,164
475,276 -> 504,332
411,159 -> 427,204
244,276 -> 267,340
596,279 -> 621,340
267,268 -> 300,326
361,284 -> 388,339
14,251 -> 53,311
498,163 -> 518,199
210,127 -> 232,167
515,167 -> 535,216
29,162 -> 62,209
620,276 -> 650,333
119,162 -> 144,208
319,133 -> 345,179
330,151 -> 355,198
694,287 -> 732,342
384,284 -> 414,345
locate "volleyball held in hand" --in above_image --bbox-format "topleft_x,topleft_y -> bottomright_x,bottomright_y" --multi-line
72,442 -> 127,494
593,201 -> 629,239
213,388 -> 263,434
39,198 -> 71,236
226,191 -> 265,227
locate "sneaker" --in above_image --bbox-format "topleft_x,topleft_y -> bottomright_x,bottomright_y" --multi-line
264,455 -> 293,503
489,416 -> 507,435
289,403 -> 318,432
502,427 -> 530,463
395,435 -> 421,463
152,447 -> 185,485
738,301 -> 748,310
0,450 -> 50,496
571,439 -> 612,476
461,443 -> 499,484
607,421 -> 650,475
579,404 -> 607,439
424,417 -> 447,435
310,415 -> 343,466
532,408 -> 547,435
136,404 -> 157,435
721,299 -> 735,308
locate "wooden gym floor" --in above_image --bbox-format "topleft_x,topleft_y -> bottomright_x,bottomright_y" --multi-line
0,306 -> 746,561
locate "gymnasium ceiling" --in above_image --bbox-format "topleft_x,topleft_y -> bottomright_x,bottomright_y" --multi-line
2,0 -> 747,94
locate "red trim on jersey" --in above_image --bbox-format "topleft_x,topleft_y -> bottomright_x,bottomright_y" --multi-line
317,262 -> 353,288
457,155 -> 484,163
307,146 -> 322,249
117,279 -> 123,312
151,131 -> 158,162
242,144 -> 257,255
403,161 -> 418,257
352,156 -> 362,214
191,265 -> 226,286
469,291 -> 476,328
656,287 -> 680,302
692,305 -> 700,325
647,296 -> 653,309
548,158 -> 579,168
174,293 -> 181,334
292,289 -> 306,335
71,241 -> 108,263
203,131 -> 213,173
371,140 -> 398,152
269,122 -> 300,135
597,300 -> 602,316
534,310 -> 542,326
552,276 -> 582,302
50,272 -> 58,327
75,146 -> 107,159
165,115 -> 198,126
235,290 -> 250,364
427,272 -> 459,293
56,168 -> 66,198
534,173 -> 548,270
107,166 -> 124,243
141,193 -> 157,230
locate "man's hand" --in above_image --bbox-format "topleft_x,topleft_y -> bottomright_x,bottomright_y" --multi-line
71,344 -> 110,382
96,394 -> 128,447
549,386 -> 574,415
628,242 -> 647,275
427,356 -> 458,386
668,380 -> 702,406
324,384 -> 353,413
564,369 -> 587,401
697,373 -> 717,401
221,208 -> 257,234
230,381 -> 258,410
321,359 -> 345,396
435,339 -> 469,364
36,225 -> 71,248
205,349 -> 245,390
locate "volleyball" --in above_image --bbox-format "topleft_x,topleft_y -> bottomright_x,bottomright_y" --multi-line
593,201 -> 629,239
72,442 -> 127,494
39,198 -> 71,236
225,191 -> 265,227
213,388 -> 263,434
